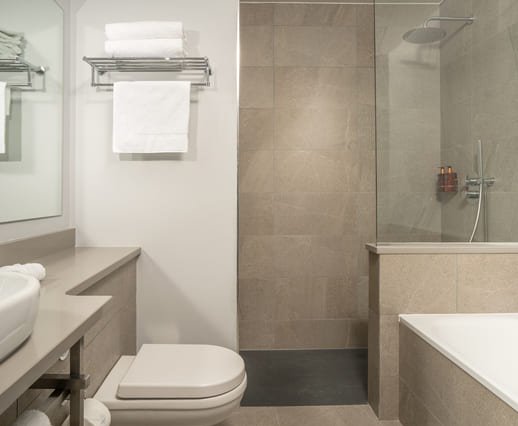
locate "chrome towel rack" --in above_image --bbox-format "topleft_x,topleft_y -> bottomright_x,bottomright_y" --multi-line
83,56 -> 212,88
0,56 -> 47,88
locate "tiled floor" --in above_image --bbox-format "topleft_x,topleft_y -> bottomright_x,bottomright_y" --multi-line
218,405 -> 402,426
241,349 -> 367,406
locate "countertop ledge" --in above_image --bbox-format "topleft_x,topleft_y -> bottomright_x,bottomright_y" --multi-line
366,242 -> 518,254
0,246 -> 140,414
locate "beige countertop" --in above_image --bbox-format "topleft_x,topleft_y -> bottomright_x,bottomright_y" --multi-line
366,242 -> 518,254
0,246 -> 140,414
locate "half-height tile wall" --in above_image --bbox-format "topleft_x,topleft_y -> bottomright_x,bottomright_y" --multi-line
238,3 -> 375,349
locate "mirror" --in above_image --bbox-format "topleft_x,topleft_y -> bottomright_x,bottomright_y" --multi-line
0,0 -> 63,223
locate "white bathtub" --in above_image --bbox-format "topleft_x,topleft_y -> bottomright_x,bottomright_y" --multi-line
400,313 -> 518,412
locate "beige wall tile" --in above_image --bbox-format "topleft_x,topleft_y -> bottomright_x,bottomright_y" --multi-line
240,67 -> 274,108
379,374 -> 399,421
274,108 -> 352,151
238,235 -> 274,279
239,150 -> 274,193
239,193 -> 274,235
275,67 -> 357,109
241,26 -> 273,66
273,193 -> 346,235
239,279 -> 276,321
274,277 -> 325,320
274,150 -> 347,193
457,254 -> 518,312
241,4 -> 273,27
379,255 -> 457,314
368,310 -> 380,414
356,6 -> 374,67
324,276 -> 358,319
0,403 -> 17,426
348,319 -> 368,348
274,26 -> 356,67
274,319 -> 350,349
239,320 -> 275,350
239,109 -> 274,151
273,4 -> 357,27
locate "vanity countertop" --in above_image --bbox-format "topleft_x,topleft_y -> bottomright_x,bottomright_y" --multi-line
0,246 -> 140,414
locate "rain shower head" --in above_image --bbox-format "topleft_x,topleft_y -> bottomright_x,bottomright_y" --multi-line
403,16 -> 475,45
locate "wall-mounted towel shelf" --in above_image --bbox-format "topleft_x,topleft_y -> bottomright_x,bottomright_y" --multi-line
0,57 -> 47,88
83,56 -> 212,88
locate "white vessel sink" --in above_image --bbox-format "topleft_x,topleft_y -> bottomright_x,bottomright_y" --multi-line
0,272 -> 40,362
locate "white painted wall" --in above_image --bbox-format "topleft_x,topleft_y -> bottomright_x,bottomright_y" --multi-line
73,0 -> 239,349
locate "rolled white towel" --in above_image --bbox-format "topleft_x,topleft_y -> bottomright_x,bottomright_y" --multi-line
0,263 -> 46,281
104,39 -> 185,58
62,399 -> 111,426
105,21 -> 184,41
12,410 -> 51,426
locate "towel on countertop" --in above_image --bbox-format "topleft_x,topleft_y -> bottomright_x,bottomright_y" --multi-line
105,21 -> 184,41
0,81 -> 5,154
104,38 -> 185,58
12,410 -> 51,426
0,263 -> 46,280
113,81 -> 191,153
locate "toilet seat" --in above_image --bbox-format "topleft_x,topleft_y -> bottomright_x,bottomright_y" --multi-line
118,344 -> 246,399
96,353 -> 247,411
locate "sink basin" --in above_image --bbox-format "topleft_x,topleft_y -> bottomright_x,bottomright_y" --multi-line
0,271 -> 40,362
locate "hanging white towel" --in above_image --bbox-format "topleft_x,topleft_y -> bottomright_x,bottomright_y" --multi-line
113,81 -> 191,153
105,21 -> 184,41
104,39 -> 185,58
12,410 -> 51,426
0,81 -> 6,154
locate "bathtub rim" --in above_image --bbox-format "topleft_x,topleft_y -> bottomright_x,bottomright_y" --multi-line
399,313 -> 518,413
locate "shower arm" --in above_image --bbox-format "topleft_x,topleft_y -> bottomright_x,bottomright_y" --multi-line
424,16 -> 476,28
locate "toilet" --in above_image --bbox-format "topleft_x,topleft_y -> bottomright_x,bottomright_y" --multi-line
95,344 -> 247,426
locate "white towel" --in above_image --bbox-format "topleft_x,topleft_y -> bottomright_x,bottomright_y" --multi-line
12,410 -> 51,426
113,81 -> 191,153
0,81 -> 5,154
104,39 -> 185,58
0,263 -> 46,280
61,399 -> 111,426
105,21 -> 184,41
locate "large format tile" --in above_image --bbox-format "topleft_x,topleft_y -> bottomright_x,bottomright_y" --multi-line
218,407 -> 280,426
239,193 -> 274,235
275,68 -> 357,109
241,4 -> 273,26
457,254 -> 518,312
239,150 -> 275,193
274,150 -> 347,193
240,67 -> 274,108
273,193 -> 346,235
239,108 -> 274,151
274,26 -> 356,67
274,108 -> 353,151
241,26 -> 273,67
273,4 -> 357,27
379,255 -> 457,315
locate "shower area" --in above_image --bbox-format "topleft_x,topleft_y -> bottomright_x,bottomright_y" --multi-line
376,0 -> 518,243
238,1 -> 375,406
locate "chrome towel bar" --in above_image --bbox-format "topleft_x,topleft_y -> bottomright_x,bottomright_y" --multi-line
0,57 -> 47,88
83,56 -> 212,88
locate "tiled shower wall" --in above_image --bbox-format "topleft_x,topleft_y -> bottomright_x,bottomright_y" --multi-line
238,3 -> 375,349
440,0 -> 518,242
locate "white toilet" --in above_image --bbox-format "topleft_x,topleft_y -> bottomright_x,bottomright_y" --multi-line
95,344 -> 247,426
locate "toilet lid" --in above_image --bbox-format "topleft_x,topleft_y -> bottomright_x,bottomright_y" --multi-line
117,344 -> 246,399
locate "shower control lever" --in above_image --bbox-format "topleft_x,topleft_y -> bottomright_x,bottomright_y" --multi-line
465,176 -> 495,186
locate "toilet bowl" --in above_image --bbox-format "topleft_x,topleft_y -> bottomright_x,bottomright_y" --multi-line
95,344 -> 247,426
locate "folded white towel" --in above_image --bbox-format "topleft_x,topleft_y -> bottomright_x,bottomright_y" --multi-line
0,263 -> 46,280
0,43 -> 22,56
0,81 -> 5,154
62,399 -> 111,426
113,81 -> 191,153
105,21 -> 184,41
12,410 -> 51,426
104,39 -> 185,58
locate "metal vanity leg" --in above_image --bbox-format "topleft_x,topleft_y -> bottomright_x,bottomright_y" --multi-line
69,339 -> 84,426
